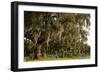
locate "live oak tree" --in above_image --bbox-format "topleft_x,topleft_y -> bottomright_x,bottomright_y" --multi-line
24,11 -> 90,60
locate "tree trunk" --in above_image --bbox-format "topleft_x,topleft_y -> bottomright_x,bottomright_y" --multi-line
34,45 -> 42,59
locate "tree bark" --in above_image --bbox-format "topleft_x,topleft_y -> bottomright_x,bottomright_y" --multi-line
34,45 -> 42,59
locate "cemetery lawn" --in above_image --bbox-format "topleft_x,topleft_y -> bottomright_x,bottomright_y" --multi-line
24,55 -> 90,62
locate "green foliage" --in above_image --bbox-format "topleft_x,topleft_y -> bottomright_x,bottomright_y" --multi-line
24,39 -> 33,56
24,11 -> 91,60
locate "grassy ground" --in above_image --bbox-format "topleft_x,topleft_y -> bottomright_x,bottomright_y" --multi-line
24,55 -> 90,62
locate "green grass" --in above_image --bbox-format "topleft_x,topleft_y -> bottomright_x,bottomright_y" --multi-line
24,55 -> 90,62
